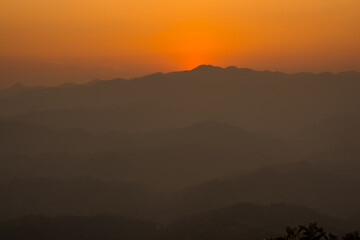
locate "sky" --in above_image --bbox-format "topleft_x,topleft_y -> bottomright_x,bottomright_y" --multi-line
0,0 -> 360,88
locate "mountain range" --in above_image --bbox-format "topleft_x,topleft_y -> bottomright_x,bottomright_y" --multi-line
1,65 -> 360,237
1,65 -> 360,136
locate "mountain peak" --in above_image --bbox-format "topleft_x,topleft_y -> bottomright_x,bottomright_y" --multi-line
9,82 -> 26,89
225,66 -> 239,71
191,65 -> 223,72
83,78 -> 103,86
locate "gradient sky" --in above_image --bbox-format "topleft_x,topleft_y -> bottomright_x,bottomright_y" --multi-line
1,0 -> 359,87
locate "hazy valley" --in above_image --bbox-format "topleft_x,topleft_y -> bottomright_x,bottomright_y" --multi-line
1,66 -> 360,239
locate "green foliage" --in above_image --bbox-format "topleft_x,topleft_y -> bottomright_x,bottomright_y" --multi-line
343,231 -> 360,240
267,223 -> 359,240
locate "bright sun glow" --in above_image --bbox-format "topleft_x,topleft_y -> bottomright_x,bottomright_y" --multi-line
149,19 -> 242,69
0,0 -> 360,86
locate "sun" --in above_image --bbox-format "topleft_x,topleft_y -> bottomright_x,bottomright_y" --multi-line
172,34 -> 221,69
150,19 -> 240,70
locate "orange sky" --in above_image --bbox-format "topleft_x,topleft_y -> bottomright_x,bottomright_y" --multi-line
1,0 -> 359,87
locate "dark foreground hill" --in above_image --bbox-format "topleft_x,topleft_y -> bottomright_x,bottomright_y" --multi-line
0,120 -> 290,189
1,155 -> 360,222
0,178 -> 160,221
0,204 -> 358,240
0,215 -> 157,240
159,203 -> 354,240
164,158 -> 360,219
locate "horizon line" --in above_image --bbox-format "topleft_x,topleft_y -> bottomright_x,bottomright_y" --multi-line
1,64 -> 359,90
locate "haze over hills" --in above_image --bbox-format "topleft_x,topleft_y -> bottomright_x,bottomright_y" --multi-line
1,65 -> 360,238
0,178 -> 159,221
0,119 -> 290,189
1,203 -> 358,240
1,65 -> 360,136
164,161 -> 360,219
0,83 -> 42,99
290,113 -> 360,155
3,0 -> 360,237
159,203 -> 355,240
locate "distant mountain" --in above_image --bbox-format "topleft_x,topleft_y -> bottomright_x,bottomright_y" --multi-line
57,82 -> 78,88
0,120 -> 290,189
1,66 -> 360,227
0,120 -> 132,154
278,145 -> 360,181
159,203 -> 352,240
0,83 -> 40,99
0,204 -> 356,240
124,121 -> 291,188
1,65 -> 360,135
0,178 -> 159,220
164,160 -> 360,219
290,114 -> 360,154
7,102 -> 188,134
0,215 -> 157,240
139,120 -> 290,155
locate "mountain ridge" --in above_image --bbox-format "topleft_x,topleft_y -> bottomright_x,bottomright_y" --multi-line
1,65 -> 360,91
2,65 -> 360,136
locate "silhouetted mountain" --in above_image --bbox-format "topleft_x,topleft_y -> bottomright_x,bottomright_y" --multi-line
8,103 -> 187,134
290,114 -> 360,154
82,78 -> 104,86
1,66 -> 360,135
57,82 -> 78,88
0,83 -> 40,99
159,203 -> 351,240
0,204 -> 357,240
0,215 -> 157,240
139,120 -> 289,154
164,160 -> 360,219
0,120 -> 290,189
123,121 -> 290,188
0,120 -> 132,154
278,146 -> 360,181
1,65 -> 360,235
0,178 -> 160,220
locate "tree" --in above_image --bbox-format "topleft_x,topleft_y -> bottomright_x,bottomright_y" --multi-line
267,223 -> 338,240
343,231 -> 360,240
